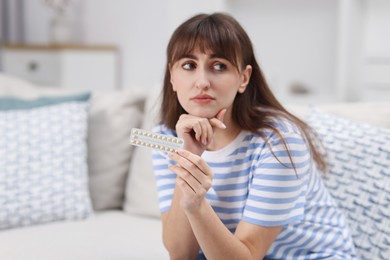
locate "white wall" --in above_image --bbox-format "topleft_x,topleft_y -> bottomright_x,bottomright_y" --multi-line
11,0 -> 390,101
0,2 -> 3,69
1,0 -> 26,70
23,0 -> 50,43
81,0 -> 169,89
0,2 -> 3,42
226,0 -> 338,101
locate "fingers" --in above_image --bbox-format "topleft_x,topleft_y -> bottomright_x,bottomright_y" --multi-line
177,149 -> 212,177
168,150 -> 213,192
192,119 -> 213,145
209,108 -> 227,130
178,115 -> 222,146
216,108 -> 227,123
168,164 -> 202,192
176,108 -> 227,149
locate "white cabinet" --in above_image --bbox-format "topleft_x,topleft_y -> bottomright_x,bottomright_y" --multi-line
1,45 -> 119,90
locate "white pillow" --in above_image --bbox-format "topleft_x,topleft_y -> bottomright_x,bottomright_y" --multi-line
0,94 -> 93,230
123,85 -> 162,218
87,89 -> 145,210
307,107 -> 390,260
0,77 -> 147,210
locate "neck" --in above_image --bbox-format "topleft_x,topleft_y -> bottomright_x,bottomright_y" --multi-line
206,118 -> 241,151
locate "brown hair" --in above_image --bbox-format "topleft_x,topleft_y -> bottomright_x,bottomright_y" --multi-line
160,12 -> 326,172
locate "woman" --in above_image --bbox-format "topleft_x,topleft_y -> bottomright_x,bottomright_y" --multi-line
152,12 -> 356,259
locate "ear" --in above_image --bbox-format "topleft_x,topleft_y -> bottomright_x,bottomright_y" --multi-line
238,65 -> 252,93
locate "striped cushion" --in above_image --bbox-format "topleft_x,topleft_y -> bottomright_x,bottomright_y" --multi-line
308,107 -> 390,260
0,94 -> 93,230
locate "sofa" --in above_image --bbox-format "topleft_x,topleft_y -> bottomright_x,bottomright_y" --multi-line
0,73 -> 389,260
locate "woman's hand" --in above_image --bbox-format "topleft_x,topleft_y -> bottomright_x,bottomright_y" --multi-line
168,149 -> 213,212
175,109 -> 227,156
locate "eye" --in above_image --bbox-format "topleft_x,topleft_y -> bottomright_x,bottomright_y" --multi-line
212,63 -> 227,71
182,62 -> 196,70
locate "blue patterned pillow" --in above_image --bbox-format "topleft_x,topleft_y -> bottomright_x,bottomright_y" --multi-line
307,107 -> 390,260
0,93 -> 93,230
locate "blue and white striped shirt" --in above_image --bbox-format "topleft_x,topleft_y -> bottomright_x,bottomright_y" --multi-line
152,118 -> 356,259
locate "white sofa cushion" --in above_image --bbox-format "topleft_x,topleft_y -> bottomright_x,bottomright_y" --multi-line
286,102 -> 390,129
0,94 -> 93,230
0,211 -> 168,260
307,107 -> 390,260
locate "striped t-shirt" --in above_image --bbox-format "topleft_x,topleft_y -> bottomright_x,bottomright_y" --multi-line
152,118 -> 356,259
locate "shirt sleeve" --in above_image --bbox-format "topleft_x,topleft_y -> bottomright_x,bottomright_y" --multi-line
242,129 -> 312,227
152,125 -> 176,214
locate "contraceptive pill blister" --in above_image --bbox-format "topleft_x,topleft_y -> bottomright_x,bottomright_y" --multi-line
130,128 -> 184,152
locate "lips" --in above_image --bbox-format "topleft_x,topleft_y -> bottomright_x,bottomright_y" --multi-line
191,94 -> 215,104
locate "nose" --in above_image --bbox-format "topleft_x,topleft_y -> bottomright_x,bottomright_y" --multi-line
195,69 -> 210,90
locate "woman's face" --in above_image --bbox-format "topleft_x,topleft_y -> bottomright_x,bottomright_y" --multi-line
170,48 -> 251,120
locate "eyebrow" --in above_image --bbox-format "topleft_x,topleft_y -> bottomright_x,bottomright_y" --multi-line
179,53 -> 227,60
210,53 -> 227,59
180,54 -> 197,60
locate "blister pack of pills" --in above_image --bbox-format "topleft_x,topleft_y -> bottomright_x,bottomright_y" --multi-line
130,128 -> 184,152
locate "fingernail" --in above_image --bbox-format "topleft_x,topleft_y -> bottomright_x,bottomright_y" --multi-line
221,123 -> 226,129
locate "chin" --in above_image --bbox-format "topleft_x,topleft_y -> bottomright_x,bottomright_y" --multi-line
187,108 -> 217,119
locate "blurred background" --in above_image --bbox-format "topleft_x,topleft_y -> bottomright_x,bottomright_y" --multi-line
0,0 -> 389,104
